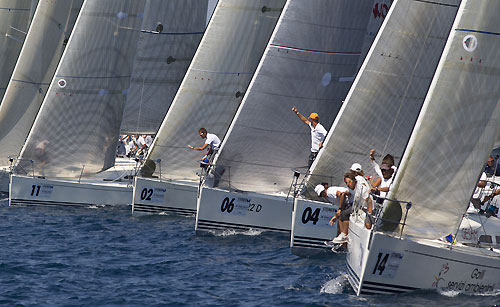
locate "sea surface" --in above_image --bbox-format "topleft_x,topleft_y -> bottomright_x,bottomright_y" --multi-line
0,198 -> 498,306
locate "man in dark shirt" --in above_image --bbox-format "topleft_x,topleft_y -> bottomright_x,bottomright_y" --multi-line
484,155 -> 500,177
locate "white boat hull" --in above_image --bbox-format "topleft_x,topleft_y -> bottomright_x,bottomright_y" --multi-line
290,198 -> 338,256
195,187 -> 292,234
347,217 -> 500,295
132,177 -> 198,216
9,175 -> 132,207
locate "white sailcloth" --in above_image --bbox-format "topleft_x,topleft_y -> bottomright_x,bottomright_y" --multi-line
0,0 -> 83,164
120,0 -> 209,135
144,0 -> 286,181
0,0 -> 34,102
16,0 -> 146,178
382,0 -> 500,239
308,0 -> 460,191
212,0 -> 383,194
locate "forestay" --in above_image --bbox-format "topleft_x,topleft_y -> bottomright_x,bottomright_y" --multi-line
120,0 -> 209,135
383,0 -> 500,239
145,0 -> 286,181
16,0 -> 146,178
309,0 -> 460,191
0,0 -> 83,164
212,0 -> 381,194
0,0 -> 34,103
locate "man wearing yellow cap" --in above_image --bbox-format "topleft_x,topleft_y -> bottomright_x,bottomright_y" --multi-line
292,106 -> 327,167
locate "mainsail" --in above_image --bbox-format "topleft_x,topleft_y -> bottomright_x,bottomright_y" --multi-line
0,0 -> 83,163
120,0 -> 209,135
16,0 -> 146,178
144,0 -> 286,181
383,0 -> 500,239
212,0 -> 384,194
0,0 -> 34,102
308,0 -> 460,191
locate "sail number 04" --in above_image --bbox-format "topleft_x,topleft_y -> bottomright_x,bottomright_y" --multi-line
220,197 -> 262,213
301,207 -> 320,225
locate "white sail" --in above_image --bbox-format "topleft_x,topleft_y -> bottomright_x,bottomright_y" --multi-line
0,0 -> 82,163
383,0 -> 500,239
16,0 -> 146,178
120,0 -> 209,134
212,0 -> 384,194
144,0 -> 286,181
0,0 -> 34,102
308,0 -> 460,191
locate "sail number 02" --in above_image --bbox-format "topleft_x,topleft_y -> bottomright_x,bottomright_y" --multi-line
220,197 -> 262,213
140,188 -> 153,201
301,207 -> 320,225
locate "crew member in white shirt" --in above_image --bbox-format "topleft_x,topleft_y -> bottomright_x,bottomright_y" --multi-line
188,128 -> 221,165
291,106 -> 327,167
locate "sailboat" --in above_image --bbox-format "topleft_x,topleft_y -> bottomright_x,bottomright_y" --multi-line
9,0 -> 146,207
0,0 -> 82,194
194,0 -> 386,234
290,0 -> 461,255
132,0 -> 286,216
0,0 -> 34,103
347,0 -> 500,295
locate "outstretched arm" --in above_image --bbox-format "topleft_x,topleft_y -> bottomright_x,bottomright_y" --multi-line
292,106 -> 310,125
188,143 -> 209,151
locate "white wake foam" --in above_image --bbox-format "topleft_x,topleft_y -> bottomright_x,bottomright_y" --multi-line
211,228 -> 263,237
320,274 -> 349,294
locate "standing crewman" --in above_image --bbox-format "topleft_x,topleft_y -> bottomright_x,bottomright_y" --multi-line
292,106 -> 327,167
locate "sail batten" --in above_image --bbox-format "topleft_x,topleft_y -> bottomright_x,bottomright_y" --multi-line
384,0 -> 500,239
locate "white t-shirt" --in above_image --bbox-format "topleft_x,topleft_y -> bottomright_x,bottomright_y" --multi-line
205,133 -> 221,151
145,135 -> 153,147
326,186 -> 348,208
473,172 -> 487,199
137,136 -> 146,148
354,180 -> 371,210
309,122 -> 327,152
378,176 -> 393,198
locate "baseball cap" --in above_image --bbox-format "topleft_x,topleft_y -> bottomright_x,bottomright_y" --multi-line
314,184 -> 325,196
309,113 -> 319,120
350,163 -> 362,172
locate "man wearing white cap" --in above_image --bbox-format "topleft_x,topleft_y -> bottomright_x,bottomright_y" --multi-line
315,183 -> 348,206
291,106 -> 327,167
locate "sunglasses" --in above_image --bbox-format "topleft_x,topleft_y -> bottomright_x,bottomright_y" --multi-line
344,179 -> 353,184
381,169 -> 391,173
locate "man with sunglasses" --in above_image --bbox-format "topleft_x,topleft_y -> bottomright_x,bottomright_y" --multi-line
188,128 -> 221,166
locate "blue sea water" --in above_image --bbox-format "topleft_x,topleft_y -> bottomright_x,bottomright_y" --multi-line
0,198 -> 498,306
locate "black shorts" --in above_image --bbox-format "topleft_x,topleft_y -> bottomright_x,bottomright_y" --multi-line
340,207 -> 353,222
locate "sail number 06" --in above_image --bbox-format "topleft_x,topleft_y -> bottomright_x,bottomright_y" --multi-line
220,197 -> 262,213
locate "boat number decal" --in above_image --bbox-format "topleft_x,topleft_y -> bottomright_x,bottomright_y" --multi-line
30,184 -> 53,198
220,197 -> 262,216
372,250 -> 403,278
463,34 -> 477,52
301,205 -> 336,227
139,187 -> 165,203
